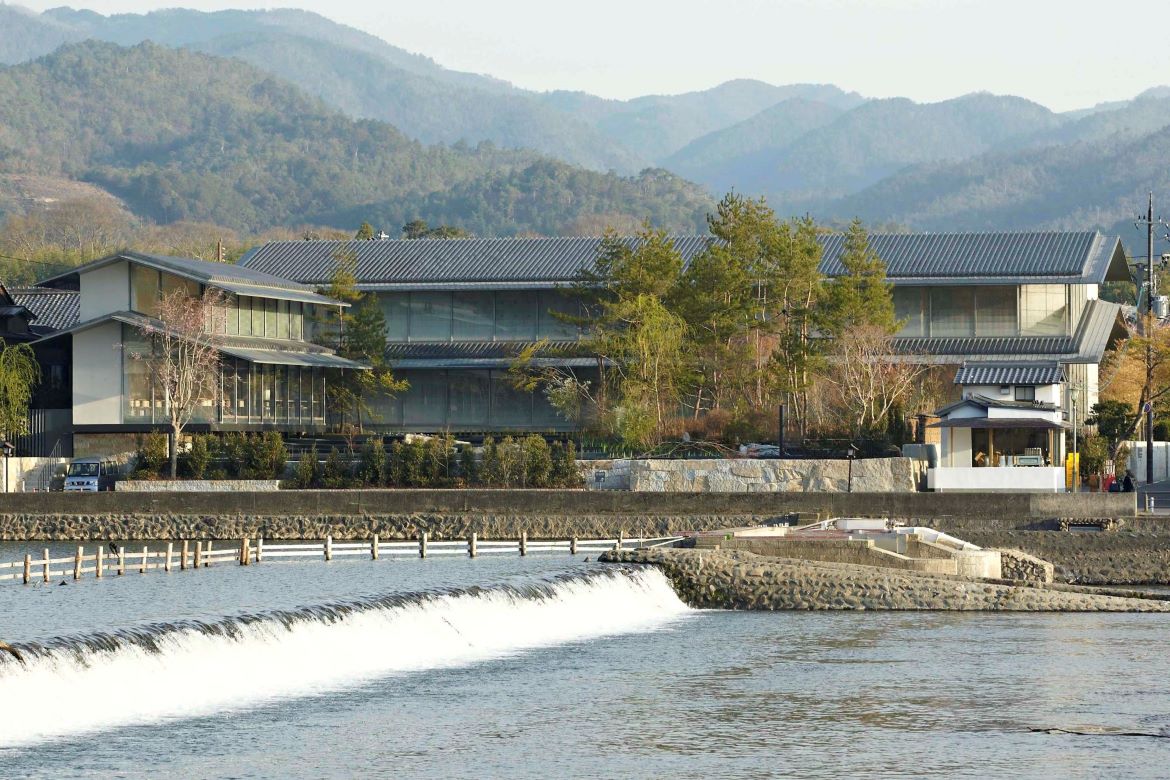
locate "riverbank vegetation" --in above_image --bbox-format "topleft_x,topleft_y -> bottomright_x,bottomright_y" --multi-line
513,194 -> 946,451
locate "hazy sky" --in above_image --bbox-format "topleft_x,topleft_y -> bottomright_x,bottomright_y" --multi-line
13,0 -> 1170,111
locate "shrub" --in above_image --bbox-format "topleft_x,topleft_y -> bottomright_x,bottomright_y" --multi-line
521,435 -> 552,487
294,445 -> 319,488
221,432 -> 249,478
497,436 -> 522,487
551,440 -> 581,487
360,438 -> 387,486
321,446 -> 349,488
401,440 -> 424,487
388,441 -> 405,486
424,435 -> 455,487
481,436 -> 500,486
256,432 -> 288,479
459,444 -> 478,486
135,433 -> 169,477
185,434 -> 213,479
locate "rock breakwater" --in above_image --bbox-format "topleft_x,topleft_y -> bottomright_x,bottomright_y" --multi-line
601,547 -> 1170,612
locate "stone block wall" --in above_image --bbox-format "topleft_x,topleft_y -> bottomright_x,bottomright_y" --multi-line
577,459 -> 631,490
628,457 -> 917,493
116,479 -> 282,493
996,548 -> 1057,584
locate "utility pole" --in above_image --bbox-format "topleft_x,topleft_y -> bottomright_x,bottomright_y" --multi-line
1138,193 -> 1156,485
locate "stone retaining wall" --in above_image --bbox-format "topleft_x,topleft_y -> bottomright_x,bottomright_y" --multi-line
601,547 -> 1170,612
0,488 -> 1135,522
116,480 -> 282,492
628,457 -> 917,493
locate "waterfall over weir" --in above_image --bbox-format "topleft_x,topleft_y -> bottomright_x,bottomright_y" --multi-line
0,567 -> 688,749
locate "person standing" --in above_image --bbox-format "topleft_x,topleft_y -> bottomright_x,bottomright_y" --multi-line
1122,470 -> 1136,493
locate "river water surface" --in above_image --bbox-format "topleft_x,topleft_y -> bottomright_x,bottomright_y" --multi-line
1,542 -> 1169,778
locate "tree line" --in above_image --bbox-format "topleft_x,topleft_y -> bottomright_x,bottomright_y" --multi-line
513,194 -> 945,452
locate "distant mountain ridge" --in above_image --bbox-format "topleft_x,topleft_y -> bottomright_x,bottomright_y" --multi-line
0,41 -> 711,235
2,3 -> 1170,251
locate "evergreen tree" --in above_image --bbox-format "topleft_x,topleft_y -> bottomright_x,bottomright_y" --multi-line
354,221 -> 375,240
0,343 -> 39,440
459,444 -> 478,486
521,435 -> 553,487
822,219 -> 898,336
294,445 -> 319,488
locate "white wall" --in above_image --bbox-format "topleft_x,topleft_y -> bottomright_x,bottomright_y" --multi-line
79,260 -> 129,321
948,427 -> 972,467
928,466 -> 1065,492
73,322 -> 123,425
963,382 -> 1060,405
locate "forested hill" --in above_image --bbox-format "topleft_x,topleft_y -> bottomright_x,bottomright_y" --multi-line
0,41 -> 712,235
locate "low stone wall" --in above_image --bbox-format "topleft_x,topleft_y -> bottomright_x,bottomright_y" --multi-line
628,457 -> 917,493
0,513 -> 735,542
116,480 -> 282,492
601,547 -> 1170,612
695,536 -> 959,575
997,549 -> 1055,584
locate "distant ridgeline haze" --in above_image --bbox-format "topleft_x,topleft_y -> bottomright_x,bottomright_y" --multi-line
1,4 -> 1169,250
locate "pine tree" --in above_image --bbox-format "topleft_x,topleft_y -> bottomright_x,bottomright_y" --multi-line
354,222 -> 375,240
822,219 -> 898,336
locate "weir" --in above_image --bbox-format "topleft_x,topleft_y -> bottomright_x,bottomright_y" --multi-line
0,567 -> 689,749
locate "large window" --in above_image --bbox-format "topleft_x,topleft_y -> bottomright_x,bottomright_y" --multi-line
893,287 -> 925,337
930,287 -> 974,337
452,292 -> 494,340
250,296 -> 264,337
409,292 -> 453,340
975,286 -> 1017,336
130,264 -> 160,316
381,294 -> 410,341
495,291 -> 538,340
122,326 -> 153,421
277,300 -> 290,339
540,291 -> 579,340
448,370 -> 491,426
1020,285 -> 1067,336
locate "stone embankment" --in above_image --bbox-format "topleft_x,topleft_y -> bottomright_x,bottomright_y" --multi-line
958,531 -> 1170,585
0,513 -> 724,542
601,547 -> 1170,612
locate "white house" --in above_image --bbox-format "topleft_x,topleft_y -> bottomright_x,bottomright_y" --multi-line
928,362 -> 1068,492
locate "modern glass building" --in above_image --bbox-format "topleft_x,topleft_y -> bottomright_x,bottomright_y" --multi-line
240,231 -> 1131,434
33,251 -> 363,455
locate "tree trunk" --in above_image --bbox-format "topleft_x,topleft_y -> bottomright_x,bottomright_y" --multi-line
169,428 -> 178,479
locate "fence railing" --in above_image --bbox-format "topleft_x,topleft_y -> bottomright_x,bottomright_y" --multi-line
0,532 -> 683,587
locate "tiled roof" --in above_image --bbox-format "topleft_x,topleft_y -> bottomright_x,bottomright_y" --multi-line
9,287 -> 79,331
893,335 -> 1076,356
384,340 -> 595,369
240,231 -> 1127,288
953,362 -> 1065,386
818,231 -> 1126,283
241,236 -> 714,287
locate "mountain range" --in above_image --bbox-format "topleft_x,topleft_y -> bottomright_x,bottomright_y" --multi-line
1,3 -> 1169,253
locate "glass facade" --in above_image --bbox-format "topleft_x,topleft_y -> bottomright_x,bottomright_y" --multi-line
893,285 -> 1073,339
365,368 -> 583,431
377,290 -> 580,342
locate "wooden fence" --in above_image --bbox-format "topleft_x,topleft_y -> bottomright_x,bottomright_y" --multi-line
0,532 -> 683,587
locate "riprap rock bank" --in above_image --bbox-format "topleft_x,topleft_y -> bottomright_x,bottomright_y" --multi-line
600,547 -> 1170,612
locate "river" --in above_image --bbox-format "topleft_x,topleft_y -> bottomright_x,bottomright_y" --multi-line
1,543 -> 1169,778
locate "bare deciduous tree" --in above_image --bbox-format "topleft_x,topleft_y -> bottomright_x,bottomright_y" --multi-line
132,287 -> 225,478
818,325 -> 932,437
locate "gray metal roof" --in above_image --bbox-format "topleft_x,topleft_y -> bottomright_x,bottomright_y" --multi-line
935,393 -> 1060,416
9,287 -> 78,331
384,340 -> 591,369
953,362 -> 1065,386
240,231 -> 1127,288
892,301 -> 1125,364
36,251 -> 343,306
240,236 -> 714,287
218,346 -> 368,369
817,231 -> 1127,285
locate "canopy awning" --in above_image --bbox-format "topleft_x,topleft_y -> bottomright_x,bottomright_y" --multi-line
930,417 -> 1068,430
218,346 -> 369,369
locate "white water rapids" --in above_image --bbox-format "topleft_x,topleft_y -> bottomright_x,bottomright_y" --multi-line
0,567 -> 688,748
